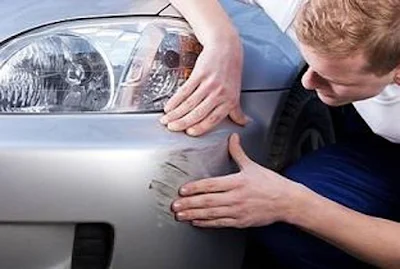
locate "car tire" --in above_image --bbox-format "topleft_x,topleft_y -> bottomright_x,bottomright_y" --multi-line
267,83 -> 335,171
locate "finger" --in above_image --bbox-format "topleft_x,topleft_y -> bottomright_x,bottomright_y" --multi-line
191,218 -> 237,228
164,69 -> 202,113
172,192 -> 237,212
229,133 -> 252,169
179,175 -> 240,196
229,105 -> 249,126
186,104 -> 230,136
175,206 -> 236,221
167,92 -> 222,132
162,83 -> 210,130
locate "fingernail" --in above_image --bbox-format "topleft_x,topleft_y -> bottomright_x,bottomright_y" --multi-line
167,122 -> 180,131
160,116 -> 168,125
172,202 -> 181,210
177,212 -> 186,220
164,104 -> 171,113
186,128 -> 197,136
180,187 -> 188,195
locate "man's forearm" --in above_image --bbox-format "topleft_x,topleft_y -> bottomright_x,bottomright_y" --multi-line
169,0 -> 238,45
288,185 -> 400,268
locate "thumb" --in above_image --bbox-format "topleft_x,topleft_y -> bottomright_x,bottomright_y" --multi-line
229,105 -> 249,126
228,133 -> 252,169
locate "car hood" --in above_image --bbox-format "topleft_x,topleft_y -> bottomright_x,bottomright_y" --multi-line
0,0 -> 170,43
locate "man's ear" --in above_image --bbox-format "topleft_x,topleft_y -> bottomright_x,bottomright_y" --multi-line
394,66 -> 400,85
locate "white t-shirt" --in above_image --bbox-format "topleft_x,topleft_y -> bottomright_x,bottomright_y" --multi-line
239,0 -> 304,32
353,84 -> 400,143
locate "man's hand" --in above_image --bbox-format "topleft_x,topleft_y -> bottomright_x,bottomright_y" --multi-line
171,133 -> 302,228
159,38 -> 248,137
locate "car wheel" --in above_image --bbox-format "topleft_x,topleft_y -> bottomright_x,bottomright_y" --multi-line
267,84 -> 335,171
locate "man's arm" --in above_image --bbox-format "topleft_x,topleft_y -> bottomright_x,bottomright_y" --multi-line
172,134 -> 400,269
290,186 -> 400,269
169,0 -> 237,45
161,0 -> 247,136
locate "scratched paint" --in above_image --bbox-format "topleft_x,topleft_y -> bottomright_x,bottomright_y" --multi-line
149,140 -> 231,224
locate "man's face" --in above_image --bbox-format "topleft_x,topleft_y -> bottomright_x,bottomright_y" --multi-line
300,44 -> 394,106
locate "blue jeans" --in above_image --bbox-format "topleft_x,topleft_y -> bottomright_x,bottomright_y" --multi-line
251,105 -> 400,269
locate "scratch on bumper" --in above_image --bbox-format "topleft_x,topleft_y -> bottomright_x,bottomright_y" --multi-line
149,140 -> 230,224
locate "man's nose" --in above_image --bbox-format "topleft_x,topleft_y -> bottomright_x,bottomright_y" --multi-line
301,68 -> 318,90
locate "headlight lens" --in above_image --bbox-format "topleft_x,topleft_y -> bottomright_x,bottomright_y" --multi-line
0,18 -> 202,113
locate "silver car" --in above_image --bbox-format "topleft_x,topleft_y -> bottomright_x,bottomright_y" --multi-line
0,0 -> 334,268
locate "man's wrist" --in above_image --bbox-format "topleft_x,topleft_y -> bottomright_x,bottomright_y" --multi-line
282,182 -> 318,226
200,25 -> 241,47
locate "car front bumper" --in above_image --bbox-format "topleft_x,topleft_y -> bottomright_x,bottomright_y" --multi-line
0,90 -> 287,269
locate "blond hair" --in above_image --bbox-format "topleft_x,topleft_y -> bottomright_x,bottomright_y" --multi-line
294,0 -> 400,76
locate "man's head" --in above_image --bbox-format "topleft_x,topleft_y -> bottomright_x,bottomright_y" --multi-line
294,0 -> 400,106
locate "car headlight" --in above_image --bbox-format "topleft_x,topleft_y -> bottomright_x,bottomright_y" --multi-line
0,18 -> 202,113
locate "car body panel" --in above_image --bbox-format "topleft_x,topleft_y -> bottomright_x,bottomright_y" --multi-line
0,225 -> 74,269
0,90 -> 284,269
220,0 -> 304,90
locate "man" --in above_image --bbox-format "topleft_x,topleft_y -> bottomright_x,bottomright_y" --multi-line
172,0 -> 400,268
